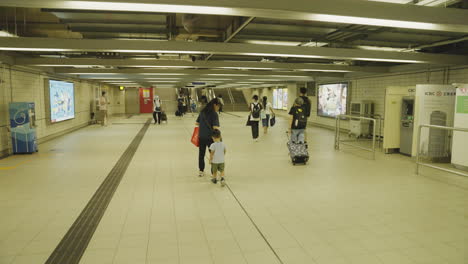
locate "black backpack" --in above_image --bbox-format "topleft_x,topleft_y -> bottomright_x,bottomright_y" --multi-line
294,107 -> 307,129
251,103 -> 261,118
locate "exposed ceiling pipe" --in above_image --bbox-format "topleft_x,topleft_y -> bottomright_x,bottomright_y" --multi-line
205,16 -> 255,61
403,35 -> 468,51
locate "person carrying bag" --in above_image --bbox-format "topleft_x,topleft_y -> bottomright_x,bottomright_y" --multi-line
194,98 -> 221,177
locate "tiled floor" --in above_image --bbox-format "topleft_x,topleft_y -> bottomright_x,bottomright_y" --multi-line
0,113 -> 467,264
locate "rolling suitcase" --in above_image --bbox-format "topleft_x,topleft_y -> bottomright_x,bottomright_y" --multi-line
160,112 -> 167,123
286,132 -> 309,165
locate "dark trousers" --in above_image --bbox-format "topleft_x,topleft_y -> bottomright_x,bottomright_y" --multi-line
199,137 -> 213,172
251,121 -> 259,139
153,112 -> 161,124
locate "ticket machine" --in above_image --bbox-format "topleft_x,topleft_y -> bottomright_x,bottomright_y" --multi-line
400,97 -> 414,156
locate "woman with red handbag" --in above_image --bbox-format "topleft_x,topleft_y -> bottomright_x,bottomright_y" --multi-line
194,98 -> 221,177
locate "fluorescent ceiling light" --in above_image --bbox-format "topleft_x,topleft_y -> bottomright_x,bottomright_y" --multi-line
357,45 -> 408,52
64,73 -> 119,75
112,49 -> 206,54
219,67 -> 275,70
415,0 -> 455,6
300,42 -> 329,47
241,52 -> 326,59
0,31 -> 18,37
144,78 -> 182,80
298,69 -> 351,72
250,79 -> 283,81
87,77 -> 127,79
102,80 -> 135,83
367,0 -> 412,3
126,66 -> 194,68
206,74 -> 250,76
33,64 -> 97,67
140,73 -> 187,75
148,81 -> 179,83
270,75 -> 310,78
353,57 -> 425,63
0,47 -> 73,52
308,14 -> 443,32
237,82 -> 263,84
63,1 -> 237,15
244,40 -> 302,46
198,78 -> 233,80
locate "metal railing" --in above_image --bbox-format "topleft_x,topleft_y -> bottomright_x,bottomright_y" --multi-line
335,114 -> 377,160
415,124 -> 468,177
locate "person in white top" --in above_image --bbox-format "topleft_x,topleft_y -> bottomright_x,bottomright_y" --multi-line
261,96 -> 275,134
153,95 -> 162,124
99,91 -> 109,126
249,95 -> 262,142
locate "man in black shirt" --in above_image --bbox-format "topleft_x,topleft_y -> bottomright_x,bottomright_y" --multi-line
298,87 -> 311,142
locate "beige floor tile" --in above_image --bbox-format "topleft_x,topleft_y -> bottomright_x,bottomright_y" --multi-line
0,256 -> 15,264
87,234 -> 121,250
79,249 -> 115,264
179,255 -> 213,264
243,250 -> 282,264
375,250 -> 415,264
277,247 -> 317,264
212,253 -> 247,264
0,240 -> 29,257
112,247 -> 147,264
11,254 -> 48,264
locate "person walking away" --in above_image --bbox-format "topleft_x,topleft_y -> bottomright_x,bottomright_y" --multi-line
199,95 -> 208,109
209,129 -> 227,186
177,93 -> 185,117
195,98 -> 221,177
288,97 -> 307,143
217,94 -> 224,114
153,95 -> 162,124
261,96 -> 275,135
249,95 -> 262,142
190,98 -> 197,116
298,87 -> 311,142
99,91 -> 109,126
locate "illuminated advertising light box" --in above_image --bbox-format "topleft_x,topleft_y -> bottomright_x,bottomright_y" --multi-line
49,80 -> 75,123
317,83 -> 348,118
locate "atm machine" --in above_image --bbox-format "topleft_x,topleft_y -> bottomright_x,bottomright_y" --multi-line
9,102 -> 38,154
400,97 -> 414,156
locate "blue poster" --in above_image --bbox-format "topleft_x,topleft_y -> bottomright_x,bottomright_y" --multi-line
50,80 -> 75,123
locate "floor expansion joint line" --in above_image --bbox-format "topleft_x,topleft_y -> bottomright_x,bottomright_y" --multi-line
44,118 -> 152,264
225,184 -> 285,264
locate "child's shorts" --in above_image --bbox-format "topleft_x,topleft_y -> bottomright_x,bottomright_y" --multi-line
211,163 -> 225,173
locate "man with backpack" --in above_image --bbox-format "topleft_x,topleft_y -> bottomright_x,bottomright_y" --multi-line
249,95 -> 262,142
288,97 -> 307,144
299,87 -> 311,142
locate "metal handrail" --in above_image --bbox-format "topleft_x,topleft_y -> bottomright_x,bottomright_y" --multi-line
335,114 -> 377,160
415,124 -> 468,177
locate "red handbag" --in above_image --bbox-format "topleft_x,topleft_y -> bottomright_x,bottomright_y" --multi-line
191,127 -> 199,147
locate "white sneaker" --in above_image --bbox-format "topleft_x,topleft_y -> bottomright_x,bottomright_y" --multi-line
220,177 -> 225,187
198,171 -> 204,177
254,138 -> 258,142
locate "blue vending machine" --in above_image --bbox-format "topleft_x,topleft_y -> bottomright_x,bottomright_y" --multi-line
9,102 -> 38,154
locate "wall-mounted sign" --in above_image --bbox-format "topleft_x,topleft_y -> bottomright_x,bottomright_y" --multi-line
456,96 -> 468,114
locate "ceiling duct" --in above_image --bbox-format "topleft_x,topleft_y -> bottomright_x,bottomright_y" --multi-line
182,14 -> 202,34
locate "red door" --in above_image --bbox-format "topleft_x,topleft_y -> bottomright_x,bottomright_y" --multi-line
139,87 -> 153,113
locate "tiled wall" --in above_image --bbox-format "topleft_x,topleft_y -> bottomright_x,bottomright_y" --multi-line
0,65 -> 122,156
